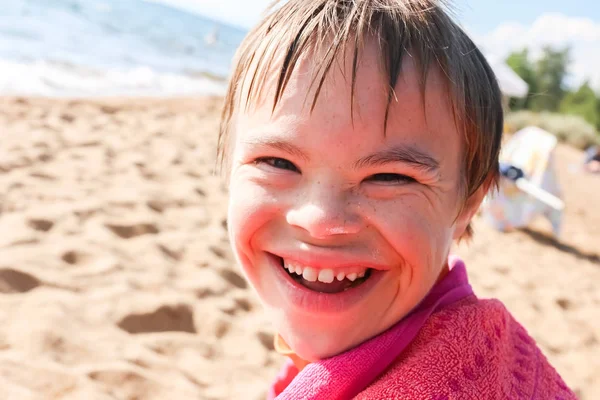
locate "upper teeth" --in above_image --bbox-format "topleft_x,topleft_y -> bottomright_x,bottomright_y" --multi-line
284,261 -> 367,283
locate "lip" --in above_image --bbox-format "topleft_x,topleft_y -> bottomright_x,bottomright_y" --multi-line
267,252 -> 386,315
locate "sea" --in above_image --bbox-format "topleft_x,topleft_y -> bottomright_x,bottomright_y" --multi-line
0,0 -> 248,97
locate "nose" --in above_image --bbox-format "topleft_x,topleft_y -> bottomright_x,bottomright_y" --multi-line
285,183 -> 362,239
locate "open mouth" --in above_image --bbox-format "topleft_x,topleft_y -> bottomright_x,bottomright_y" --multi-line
277,257 -> 373,294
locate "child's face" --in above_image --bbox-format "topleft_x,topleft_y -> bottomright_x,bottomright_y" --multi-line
227,42 -> 482,361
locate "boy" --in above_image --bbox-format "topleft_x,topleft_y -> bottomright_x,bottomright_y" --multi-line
218,1 -> 575,398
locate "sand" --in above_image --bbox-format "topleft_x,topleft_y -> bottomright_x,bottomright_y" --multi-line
0,96 -> 597,399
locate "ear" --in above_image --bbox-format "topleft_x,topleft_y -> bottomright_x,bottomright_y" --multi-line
452,183 -> 488,241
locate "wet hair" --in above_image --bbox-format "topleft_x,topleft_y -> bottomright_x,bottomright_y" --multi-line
218,0 -> 504,239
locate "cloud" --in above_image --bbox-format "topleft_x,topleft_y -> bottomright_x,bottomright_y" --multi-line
470,13 -> 600,92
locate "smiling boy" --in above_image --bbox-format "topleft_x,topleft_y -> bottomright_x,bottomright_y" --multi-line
218,1 -> 575,398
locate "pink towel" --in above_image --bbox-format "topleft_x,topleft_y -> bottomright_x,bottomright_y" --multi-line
268,257 -> 576,399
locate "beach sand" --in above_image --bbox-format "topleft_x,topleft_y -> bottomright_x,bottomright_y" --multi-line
0,96 -> 597,399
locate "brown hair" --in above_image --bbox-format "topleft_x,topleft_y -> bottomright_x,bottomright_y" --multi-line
218,0 -> 503,239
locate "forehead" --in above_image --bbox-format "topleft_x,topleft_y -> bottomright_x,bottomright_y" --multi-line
235,39 -> 459,154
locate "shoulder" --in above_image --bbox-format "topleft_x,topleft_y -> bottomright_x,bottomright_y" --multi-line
356,296 -> 576,399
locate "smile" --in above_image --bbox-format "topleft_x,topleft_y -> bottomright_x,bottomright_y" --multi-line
267,252 -> 386,314
279,258 -> 373,294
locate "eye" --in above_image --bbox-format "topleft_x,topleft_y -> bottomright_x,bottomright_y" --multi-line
255,157 -> 299,172
366,173 -> 416,185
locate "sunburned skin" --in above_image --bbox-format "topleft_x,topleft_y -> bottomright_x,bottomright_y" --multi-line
226,38 -> 486,362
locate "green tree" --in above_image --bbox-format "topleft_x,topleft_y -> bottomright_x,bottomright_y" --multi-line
597,90 -> 600,132
560,81 -> 599,128
506,49 -> 537,110
530,46 -> 571,112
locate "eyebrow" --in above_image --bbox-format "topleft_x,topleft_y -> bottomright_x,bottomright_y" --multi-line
243,138 -> 309,162
354,145 -> 440,173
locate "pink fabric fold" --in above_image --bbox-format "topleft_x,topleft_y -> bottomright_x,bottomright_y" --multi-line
268,256 -> 576,400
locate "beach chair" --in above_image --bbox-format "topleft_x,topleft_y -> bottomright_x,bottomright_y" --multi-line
481,126 -> 564,237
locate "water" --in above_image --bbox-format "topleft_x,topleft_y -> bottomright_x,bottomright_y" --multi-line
0,0 -> 248,97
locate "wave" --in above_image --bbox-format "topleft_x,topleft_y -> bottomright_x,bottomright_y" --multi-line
0,59 -> 227,97
0,0 -> 244,97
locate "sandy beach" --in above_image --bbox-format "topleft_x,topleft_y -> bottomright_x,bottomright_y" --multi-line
0,96 -> 597,399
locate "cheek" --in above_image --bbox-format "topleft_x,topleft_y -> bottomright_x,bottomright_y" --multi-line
229,181 -> 264,247
227,176 -> 283,267
371,198 -> 454,275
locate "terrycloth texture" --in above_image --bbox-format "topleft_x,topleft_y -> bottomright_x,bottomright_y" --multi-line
268,258 -> 575,400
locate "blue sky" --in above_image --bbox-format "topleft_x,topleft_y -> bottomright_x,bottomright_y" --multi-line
149,0 -> 599,31
149,0 -> 600,89
458,0 -> 599,35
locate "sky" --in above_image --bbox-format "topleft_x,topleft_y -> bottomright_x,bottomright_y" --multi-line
149,0 -> 600,90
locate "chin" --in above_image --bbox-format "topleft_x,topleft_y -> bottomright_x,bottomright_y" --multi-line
286,332 -> 342,361
276,314 -> 360,361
